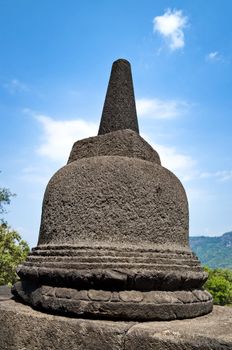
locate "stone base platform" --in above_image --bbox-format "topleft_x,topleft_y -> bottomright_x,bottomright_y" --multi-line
0,297 -> 232,350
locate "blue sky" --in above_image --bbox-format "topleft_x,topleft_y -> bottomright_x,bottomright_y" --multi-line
0,0 -> 232,247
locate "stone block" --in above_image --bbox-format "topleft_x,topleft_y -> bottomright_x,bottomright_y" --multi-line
0,298 -> 231,350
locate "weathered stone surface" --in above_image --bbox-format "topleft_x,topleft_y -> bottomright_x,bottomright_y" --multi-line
0,298 -> 132,350
68,129 -> 161,164
12,58 -> 213,320
125,306 -> 232,349
16,245 -> 208,292
13,281 -> 212,321
88,289 -> 111,301
0,299 -> 231,350
38,156 -> 189,247
0,285 -> 13,301
98,59 -> 139,135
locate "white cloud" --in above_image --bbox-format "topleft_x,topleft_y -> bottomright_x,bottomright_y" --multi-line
21,165 -> 55,185
141,132 -> 197,182
154,144 -> 196,181
3,79 -> 29,94
30,111 -> 232,186
36,115 -> 98,162
206,51 -> 221,62
136,98 -> 188,119
199,170 -> 232,181
153,9 -> 188,50
32,110 -> 196,180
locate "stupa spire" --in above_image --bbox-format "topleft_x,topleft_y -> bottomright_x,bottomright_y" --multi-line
98,58 -> 139,135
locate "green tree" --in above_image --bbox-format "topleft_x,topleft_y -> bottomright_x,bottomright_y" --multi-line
0,224 -> 29,285
0,182 -> 30,285
0,185 -> 15,217
204,267 -> 232,305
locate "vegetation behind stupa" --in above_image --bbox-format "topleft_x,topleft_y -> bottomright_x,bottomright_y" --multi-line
190,232 -> 232,269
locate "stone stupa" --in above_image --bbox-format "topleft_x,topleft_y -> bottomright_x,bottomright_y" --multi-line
13,59 -> 213,320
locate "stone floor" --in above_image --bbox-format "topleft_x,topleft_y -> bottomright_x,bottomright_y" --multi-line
0,287 -> 232,349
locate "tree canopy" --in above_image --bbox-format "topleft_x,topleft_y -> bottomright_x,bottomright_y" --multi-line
204,267 -> 232,305
0,182 -> 29,285
0,224 -> 29,285
0,185 -> 15,217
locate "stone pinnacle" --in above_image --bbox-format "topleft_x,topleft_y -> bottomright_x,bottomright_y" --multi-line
98,59 -> 139,135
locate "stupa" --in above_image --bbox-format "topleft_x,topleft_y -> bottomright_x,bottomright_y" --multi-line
13,59 -> 213,320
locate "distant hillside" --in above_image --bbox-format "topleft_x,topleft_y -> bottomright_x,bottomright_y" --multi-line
190,231 -> 232,269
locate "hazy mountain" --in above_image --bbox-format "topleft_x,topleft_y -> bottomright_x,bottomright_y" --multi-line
190,231 -> 232,269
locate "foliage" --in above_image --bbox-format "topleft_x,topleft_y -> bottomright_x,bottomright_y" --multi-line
204,267 -> 232,305
0,223 -> 30,285
0,185 -> 15,216
190,232 -> 232,269
0,181 -> 29,285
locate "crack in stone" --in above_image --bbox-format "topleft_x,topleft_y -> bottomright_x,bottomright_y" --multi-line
122,323 -> 138,350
